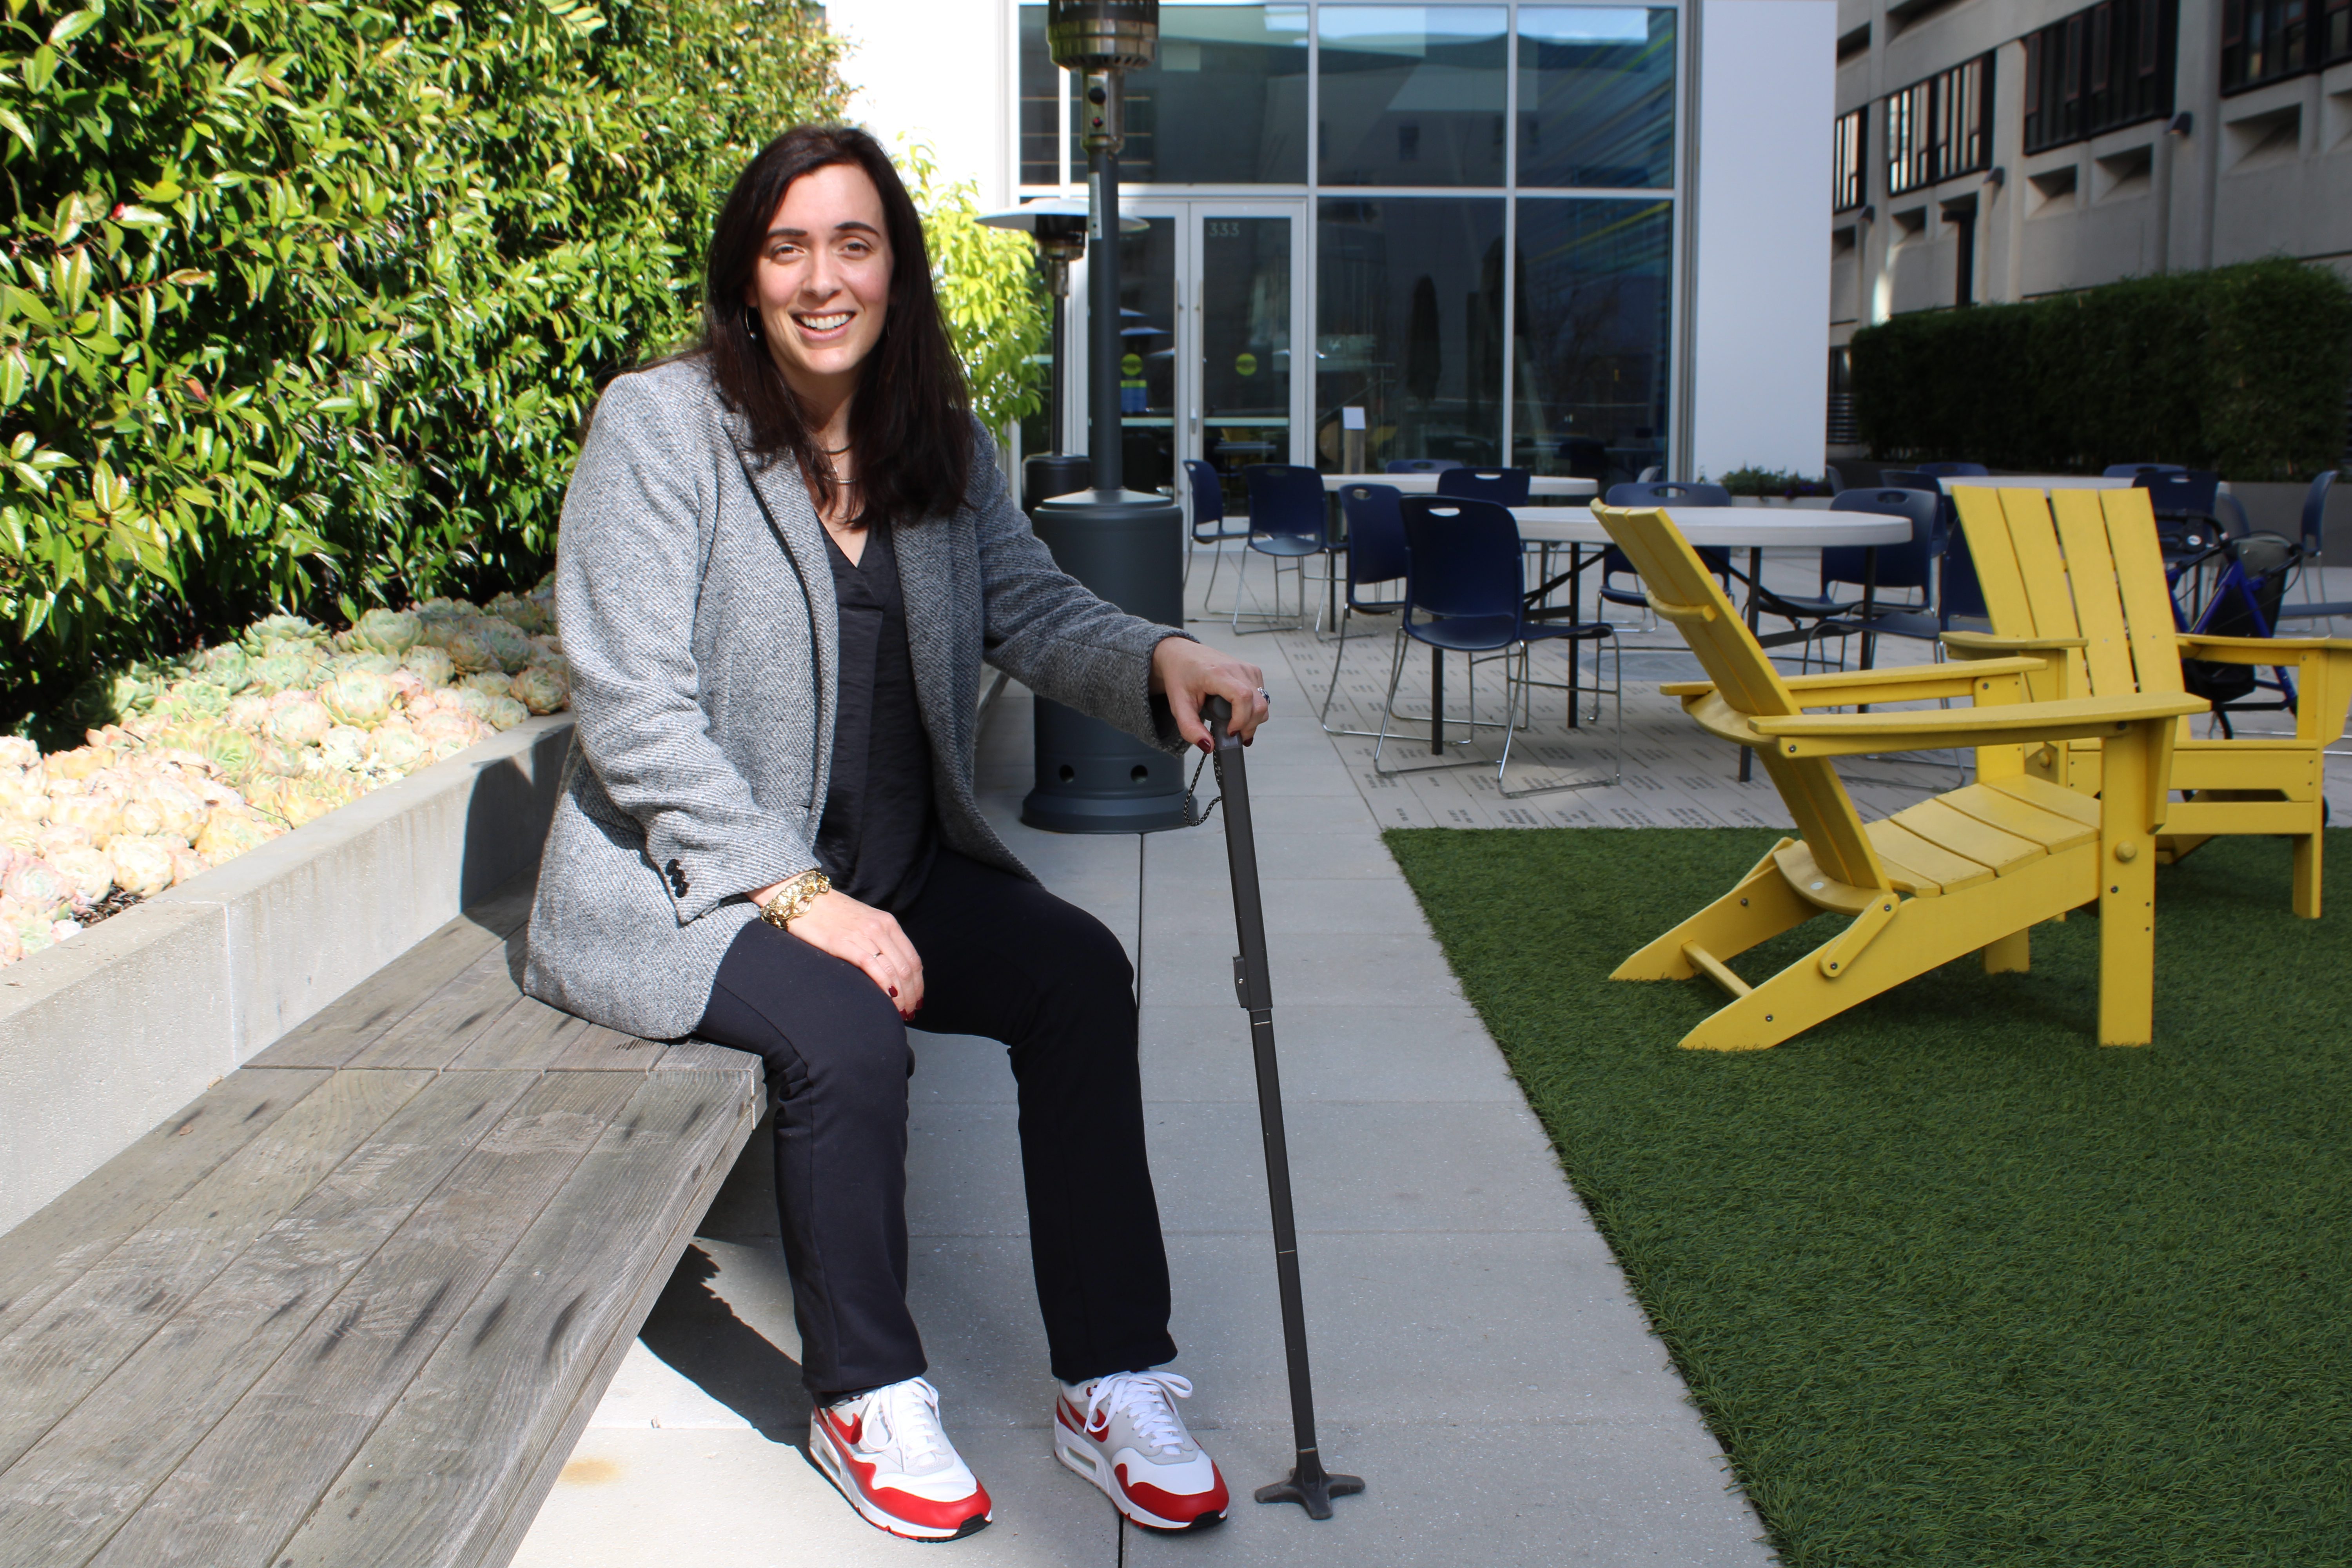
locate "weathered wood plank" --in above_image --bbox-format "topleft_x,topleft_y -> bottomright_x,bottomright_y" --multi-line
82,1071 -> 646,1568
0,1071 -> 540,1568
545,1018 -> 664,1073
270,1068 -> 760,1568
0,1069 -> 328,1345
343,944 -> 528,1071
652,1038 -> 760,1074
469,1090 -> 755,1568
445,995 -> 614,1072
0,1070 -> 430,1477
246,869 -> 537,1071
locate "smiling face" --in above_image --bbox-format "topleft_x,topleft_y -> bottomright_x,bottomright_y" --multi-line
744,161 -> 893,410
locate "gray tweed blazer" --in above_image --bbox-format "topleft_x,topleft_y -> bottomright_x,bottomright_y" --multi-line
523,357 -> 1185,1040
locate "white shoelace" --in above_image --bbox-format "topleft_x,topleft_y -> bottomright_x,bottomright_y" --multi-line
1082,1371 -> 1194,1456
858,1376 -> 953,1470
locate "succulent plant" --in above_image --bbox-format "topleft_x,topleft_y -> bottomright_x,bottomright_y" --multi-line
172,679 -> 230,718
485,696 -> 529,732
265,698 -> 333,749
194,643 -> 252,692
135,777 -> 207,840
109,836 -> 176,898
320,669 -> 395,729
351,606 -> 423,657
318,726 -> 371,772
445,686 -> 496,722
50,846 -> 114,903
49,794 -> 123,848
369,726 -> 432,773
478,621 -> 535,673
488,592 -> 553,635
0,738 -> 38,770
249,652 -> 318,694
461,671 -> 513,698
241,614 -> 326,656
195,809 -> 273,866
442,629 -> 495,674
510,665 -> 568,715
401,645 -> 456,687
201,725 -> 258,777
3,857 -> 69,909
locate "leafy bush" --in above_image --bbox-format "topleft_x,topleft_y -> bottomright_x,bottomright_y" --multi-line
1716,467 -> 1831,499
901,143 -> 1047,436
0,0 -> 848,740
1849,258 -> 2352,482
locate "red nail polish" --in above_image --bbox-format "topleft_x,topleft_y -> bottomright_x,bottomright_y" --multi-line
888,986 -> 898,996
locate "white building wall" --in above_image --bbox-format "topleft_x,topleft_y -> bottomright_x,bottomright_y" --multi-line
820,0 -> 1016,209
1689,0 -> 1839,480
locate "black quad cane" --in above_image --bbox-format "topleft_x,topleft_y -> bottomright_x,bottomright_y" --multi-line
1201,696 -> 1365,1519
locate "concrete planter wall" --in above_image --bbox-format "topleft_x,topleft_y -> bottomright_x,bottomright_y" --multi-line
0,715 -> 575,1234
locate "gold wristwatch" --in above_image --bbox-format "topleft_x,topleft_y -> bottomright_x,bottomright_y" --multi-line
759,869 -> 833,928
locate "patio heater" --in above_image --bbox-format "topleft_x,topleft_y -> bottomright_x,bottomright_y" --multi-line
1018,0 -> 1191,834
974,197 -> 1146,510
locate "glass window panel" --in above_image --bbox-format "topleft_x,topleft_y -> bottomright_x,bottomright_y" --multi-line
1318,6 -> 1509,187
1107,5 -> 1310,183
1019,3 -> 1062,187
1517,8 -> 1677,189
1315,197 -> 1507,469
1200,216 -> 1294,492
1118,217 -> 1181,496
1512,197 -> 1673,478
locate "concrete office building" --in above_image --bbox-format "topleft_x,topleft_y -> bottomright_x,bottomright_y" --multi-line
1827,0 -> 2352,442
821,0 -> 1838,492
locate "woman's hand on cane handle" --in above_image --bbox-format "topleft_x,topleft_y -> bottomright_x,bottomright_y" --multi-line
1152,637 -> 1270,752
750,879 -> 925,1018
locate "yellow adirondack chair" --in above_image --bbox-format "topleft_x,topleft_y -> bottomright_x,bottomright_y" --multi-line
1593,503 -> 2207,1051
1946,485 -> 2352,918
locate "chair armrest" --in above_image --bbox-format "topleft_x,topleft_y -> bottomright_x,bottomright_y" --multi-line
1743,692 -> 2207,759
2176,634 -> 2352,661
1660,656 -> 2048,705
1940,630 -> 2089,654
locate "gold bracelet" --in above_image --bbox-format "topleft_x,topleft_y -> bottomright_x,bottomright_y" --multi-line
759,869 -> 833,928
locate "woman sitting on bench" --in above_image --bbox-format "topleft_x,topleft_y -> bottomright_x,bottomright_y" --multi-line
523,125 -> 1268,1542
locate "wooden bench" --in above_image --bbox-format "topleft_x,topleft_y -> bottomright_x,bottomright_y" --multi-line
0,868 -> 760,1568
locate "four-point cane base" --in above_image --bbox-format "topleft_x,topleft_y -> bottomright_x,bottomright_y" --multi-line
1254,1454 -> 1367,1521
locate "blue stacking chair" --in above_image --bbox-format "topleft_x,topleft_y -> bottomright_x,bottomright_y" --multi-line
1234,464 -> 1336,635
2137,469 -> 2225,573
1386,457 -> 1463,474
1598,481 -> 1733,623
1182,458 -> 1252,608
1374,496 -> 1619,796
2104,461 -> 2187,479
1912,460 -> 1989,477
1434,466 -> 1533,506
1320,484 -> 1412,735
1804,487 -> 1945,660
2276,469 -> 2347,629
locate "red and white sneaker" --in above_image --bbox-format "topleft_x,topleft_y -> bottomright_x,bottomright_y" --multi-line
1054,1370 -> 1230,1531
810,1377 -> 993,1542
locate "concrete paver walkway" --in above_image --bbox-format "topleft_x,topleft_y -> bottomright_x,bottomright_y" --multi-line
516,625 -> 1772,1565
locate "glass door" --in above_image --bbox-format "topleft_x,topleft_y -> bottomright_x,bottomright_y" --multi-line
1072,201 -> 1306,514
1191,209 -> 1299,517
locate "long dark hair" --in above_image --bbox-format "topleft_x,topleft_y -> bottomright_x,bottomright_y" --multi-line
699,125 -> 972,521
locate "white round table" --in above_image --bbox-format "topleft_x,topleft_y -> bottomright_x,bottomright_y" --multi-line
1324,472 -> 1596,498
1503,505 -> 1913,773
1509,505 -> 1909,548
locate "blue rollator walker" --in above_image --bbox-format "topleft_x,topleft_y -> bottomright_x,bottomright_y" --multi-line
1200,695 -> 1365,1520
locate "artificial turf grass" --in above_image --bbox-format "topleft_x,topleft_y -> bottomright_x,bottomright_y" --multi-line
1381,826 -> 2352,1568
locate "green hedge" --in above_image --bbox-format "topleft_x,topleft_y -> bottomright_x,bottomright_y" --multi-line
1849,258 -> 2352,482
0,0 -> 848,739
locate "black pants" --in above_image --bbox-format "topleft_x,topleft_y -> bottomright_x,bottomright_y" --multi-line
696,848 -> 1177,1396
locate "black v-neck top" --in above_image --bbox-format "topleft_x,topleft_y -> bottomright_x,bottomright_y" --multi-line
814,517 -> 937,913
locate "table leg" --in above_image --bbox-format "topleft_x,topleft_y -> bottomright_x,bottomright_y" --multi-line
1860,546 -> 1879,671
1738,546 -> 1764,783
1567,545 -> 1584,729
1430,648 -> 1446,755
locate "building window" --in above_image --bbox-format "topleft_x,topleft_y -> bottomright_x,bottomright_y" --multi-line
1516,7 -> 1678,191
1512,197 -> 1673,477
1833,108 -> 1866,211
1318,5 -> 1509,187
1885,53 -> 1993,197
2221,0 -> 2318,91
1019,2 -> 1063,186
2024,0 -> 2176,152
2330,0 -> 2352,62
